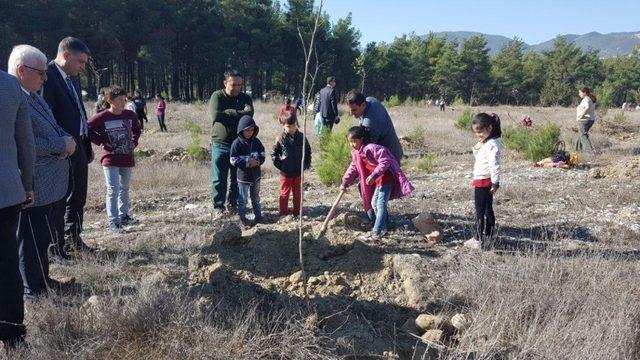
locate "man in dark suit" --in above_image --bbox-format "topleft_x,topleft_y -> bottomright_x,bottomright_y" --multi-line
43,37 -> 94,256
317,76 -> 340,131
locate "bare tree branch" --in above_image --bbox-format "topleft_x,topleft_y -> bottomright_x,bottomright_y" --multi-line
296,0 -> 325,304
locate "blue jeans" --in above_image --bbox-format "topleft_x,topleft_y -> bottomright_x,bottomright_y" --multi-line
371,184 -> 392,235
102,166 -> 132,224
238,181 -> 262,221
211,143 -> 238,210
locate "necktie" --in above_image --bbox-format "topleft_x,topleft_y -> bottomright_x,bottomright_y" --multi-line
65,76 -> 88,136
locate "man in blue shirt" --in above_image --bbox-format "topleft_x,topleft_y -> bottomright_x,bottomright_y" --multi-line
346,91 -> 403,164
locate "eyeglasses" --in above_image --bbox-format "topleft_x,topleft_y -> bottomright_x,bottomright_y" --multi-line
23,65 -> 47,78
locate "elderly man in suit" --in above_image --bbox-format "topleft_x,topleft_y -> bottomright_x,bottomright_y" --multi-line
10,45 -> 77,298
43,37 -> 94,256
0,69 -> 34,350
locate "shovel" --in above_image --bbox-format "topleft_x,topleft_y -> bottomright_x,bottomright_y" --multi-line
316,188 -> 346,239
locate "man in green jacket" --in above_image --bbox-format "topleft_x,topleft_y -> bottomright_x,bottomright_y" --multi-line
209,70 -> 254,218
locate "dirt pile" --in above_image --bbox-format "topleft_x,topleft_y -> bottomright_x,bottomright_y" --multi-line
186,213 -> 456,356
589,158 -> 640,179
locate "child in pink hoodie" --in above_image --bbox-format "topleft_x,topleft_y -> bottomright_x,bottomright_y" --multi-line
341,126 -> 413,243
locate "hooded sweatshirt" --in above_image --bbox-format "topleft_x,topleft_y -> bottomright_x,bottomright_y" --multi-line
230,115 -> 266,183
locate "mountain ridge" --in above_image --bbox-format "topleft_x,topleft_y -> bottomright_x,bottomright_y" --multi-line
419,30 -> 640,56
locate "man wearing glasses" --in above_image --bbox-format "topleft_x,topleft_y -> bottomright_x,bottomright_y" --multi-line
43,37 -> 94,257
10,44 -> 78,300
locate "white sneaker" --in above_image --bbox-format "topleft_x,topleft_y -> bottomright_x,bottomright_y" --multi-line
463,238 -> 482,249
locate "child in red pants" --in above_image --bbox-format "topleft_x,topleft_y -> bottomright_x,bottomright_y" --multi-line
271,112 -> 311,218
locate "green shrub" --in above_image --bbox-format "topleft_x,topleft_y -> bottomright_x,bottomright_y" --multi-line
451,96 -> 465,107
407,126 -> 425,146
383,95 -> 402,108
416,153 -> 436,173
185,134 -> 207,161
455,108 -> 473,129
502,123 -> 561,161
612,112 -> 628,124
316,125 -> 351,185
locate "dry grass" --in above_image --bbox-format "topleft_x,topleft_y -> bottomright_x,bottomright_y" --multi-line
443,250 -> 640,359
12,286 -> 336,359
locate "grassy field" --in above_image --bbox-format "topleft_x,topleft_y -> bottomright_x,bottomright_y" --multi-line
7,100 -> 640,359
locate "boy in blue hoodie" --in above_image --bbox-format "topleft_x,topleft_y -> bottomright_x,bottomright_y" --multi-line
230,115 -> 266,226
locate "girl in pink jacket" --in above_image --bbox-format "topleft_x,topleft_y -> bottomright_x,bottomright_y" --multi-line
341,126 -> 413,243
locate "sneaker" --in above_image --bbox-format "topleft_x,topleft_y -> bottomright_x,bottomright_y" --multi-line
108,222 -> 126,234
463,238 -> 482,249
239,217 -> 252,229
120,215 -> 139,226
358,231 -> 381,244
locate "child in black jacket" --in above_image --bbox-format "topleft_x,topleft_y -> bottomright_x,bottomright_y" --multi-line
230,115 -> 265,225
271,112 -> 312,218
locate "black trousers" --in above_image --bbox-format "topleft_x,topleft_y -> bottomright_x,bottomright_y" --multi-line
18,204 -> 53,297
322,117 -> 335,131
0,205 -> 26,344
474,187 -> 495,242
59,139 -> 89,244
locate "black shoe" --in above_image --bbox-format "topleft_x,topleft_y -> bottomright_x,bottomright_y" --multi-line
65,235 -> 96,253
120,215 -> 139,226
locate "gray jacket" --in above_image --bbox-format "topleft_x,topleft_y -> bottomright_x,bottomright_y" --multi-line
0,71 -> 35,209
25,92 -> 71,207
359,97 -> 403,164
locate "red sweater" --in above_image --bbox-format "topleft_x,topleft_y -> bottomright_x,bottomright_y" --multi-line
88,109 -> 141,167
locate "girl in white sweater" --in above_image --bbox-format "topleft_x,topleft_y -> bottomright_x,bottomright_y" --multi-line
464,113 -> 503,249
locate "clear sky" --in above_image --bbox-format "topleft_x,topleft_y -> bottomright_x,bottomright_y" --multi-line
322,0 -> 640,45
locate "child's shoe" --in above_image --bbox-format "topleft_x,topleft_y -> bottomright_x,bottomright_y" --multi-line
120,215 -> 139,226
108,222 -> 126,234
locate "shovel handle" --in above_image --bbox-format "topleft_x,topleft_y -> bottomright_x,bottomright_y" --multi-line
319,188 -> 346,233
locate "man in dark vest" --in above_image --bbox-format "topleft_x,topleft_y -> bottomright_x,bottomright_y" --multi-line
208,70 -> 254,219
43,37 -> 94,256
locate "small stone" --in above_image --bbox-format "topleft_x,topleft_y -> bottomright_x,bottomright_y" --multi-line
85,295 -> 102,308
415,314 -> 454,334
421,329 -> 444,343
289,270 -> 303,284
184,203 -> 199,210
308,276 -> 321,285
425,230 -> 443,243
415,314 -> 438,331
412,213 -> 442,235
451,313 -> 470,332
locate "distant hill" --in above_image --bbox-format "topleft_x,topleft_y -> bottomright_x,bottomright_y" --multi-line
421,31 -> 640,57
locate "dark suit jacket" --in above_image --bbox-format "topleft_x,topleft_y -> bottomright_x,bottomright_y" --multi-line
42,62 -> 93,159
318,85 -> 338,120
